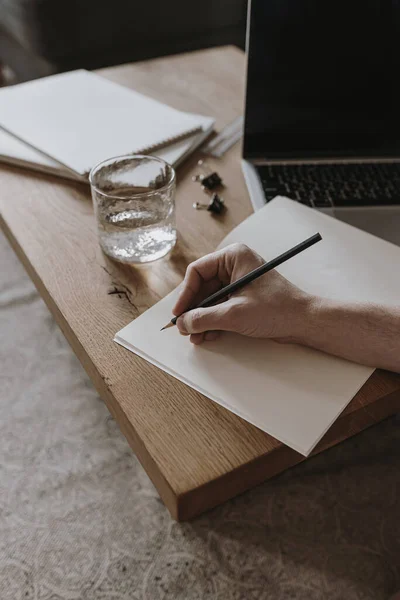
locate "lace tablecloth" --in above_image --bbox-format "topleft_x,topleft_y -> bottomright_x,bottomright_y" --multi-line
1,231 -> 399,600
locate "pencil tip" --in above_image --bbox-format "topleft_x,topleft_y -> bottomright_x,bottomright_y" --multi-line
160,321 -> 174,331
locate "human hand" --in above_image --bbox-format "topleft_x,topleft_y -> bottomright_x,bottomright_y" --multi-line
172,243 -> 313,345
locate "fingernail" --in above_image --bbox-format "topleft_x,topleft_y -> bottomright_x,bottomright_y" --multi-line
177,316 -> 187,334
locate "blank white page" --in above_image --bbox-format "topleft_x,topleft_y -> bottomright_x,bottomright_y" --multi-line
115,198 -> 400,456
0,70 -> 209,176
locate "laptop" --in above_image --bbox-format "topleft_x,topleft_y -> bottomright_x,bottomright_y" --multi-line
242,0 -> 400,245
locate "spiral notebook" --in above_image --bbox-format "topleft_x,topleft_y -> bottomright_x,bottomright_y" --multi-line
0,123 -> 214,182
0,70 -> 213,178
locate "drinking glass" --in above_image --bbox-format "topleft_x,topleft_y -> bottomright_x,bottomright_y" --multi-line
89,155 -> 176,263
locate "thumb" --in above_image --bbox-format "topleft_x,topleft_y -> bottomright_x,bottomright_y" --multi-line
177,303 -> 235,335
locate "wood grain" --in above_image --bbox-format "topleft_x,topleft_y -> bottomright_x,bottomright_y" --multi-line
1,46 -> 400,520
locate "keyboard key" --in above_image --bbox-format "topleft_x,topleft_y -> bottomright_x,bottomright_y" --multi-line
297,198 -> 313,206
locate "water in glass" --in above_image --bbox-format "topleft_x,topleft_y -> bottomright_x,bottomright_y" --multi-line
90,156 -> 176,264
97,186 -> 176,263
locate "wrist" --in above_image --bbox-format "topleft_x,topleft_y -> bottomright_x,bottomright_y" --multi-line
288,293 -> 325,346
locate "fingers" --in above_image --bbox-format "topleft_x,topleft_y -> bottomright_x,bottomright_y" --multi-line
188,331 -> 220,345
172,249 -> 230,317
177,302 -> 239,335
173,244 -> 262,317
204,331 -> 220,342
189,333 -> 204,345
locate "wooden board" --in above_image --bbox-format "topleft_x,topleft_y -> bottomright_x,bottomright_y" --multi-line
1,46 -> 400,520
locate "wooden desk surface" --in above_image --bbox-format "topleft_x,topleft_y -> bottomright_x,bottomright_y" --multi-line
1,46 -> 400,520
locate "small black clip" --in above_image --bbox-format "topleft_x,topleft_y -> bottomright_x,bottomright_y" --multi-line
193,193 -> 225,215
192,160 -> 223,191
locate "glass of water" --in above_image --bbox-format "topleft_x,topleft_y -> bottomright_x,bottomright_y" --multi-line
89,155 -> 176,263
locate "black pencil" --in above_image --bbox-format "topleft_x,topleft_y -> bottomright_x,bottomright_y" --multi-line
160,232 -> 322,331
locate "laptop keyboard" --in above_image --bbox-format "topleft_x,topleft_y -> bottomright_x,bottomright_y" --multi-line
256,162 -> 400,207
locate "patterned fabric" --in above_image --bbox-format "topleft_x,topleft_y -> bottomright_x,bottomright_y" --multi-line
1,230 -> 399,600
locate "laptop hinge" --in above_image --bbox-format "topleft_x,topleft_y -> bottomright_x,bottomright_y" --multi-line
250,156 -> 400,166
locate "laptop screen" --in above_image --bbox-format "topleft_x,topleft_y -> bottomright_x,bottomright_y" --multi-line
244,0 -> 400,160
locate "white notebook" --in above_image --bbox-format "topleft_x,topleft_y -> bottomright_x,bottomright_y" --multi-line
0,70 -> 214,177
0,123 -> 213,182
115,198 -> 400,456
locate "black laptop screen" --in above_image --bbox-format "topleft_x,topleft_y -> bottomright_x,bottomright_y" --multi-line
244,0 -> 400,159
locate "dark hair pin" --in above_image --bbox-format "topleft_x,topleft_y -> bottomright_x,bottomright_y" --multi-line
193,193 -> 225,215
192,160 -> 223,191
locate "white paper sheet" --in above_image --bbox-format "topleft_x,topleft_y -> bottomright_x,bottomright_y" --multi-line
0,70 -> 214,176
115,198 -> 400,455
